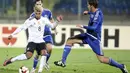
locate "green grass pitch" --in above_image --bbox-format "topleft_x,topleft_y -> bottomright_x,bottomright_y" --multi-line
0,48 -> 130,73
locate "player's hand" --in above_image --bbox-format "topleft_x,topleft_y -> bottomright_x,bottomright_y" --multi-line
56,15 -> 63,22
54,29 -> 58,35
8,35 -> 12,40
52,28 -> 58,35
7,35 -> 12,45
83,10 -> 89,15
76,24 -> 83,28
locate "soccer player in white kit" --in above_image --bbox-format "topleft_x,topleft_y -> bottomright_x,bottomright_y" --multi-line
3,5 -> 62,73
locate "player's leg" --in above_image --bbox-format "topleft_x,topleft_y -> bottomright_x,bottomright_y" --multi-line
38,49 -> 47,73
43,35 -> 53,70
46,43 -> 52,62
33,55 -> 39,69
31,36 -> 53,72
3,42 -> 35,66
43,35 -> 53,63
44,43 -> 52,70
30,54 -> 39,73
54,34 -> 86,67
31,45 -> 41,73
37,43 -> 47,73
96,55 -> 128,73
88,39 -> 128,73
43,25 -> 53,63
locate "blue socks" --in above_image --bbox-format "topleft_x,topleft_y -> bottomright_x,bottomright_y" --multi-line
62,45 -> 71,64
46,53 -> 50,63
33,57 -> 38,69
109,58 -> 124,69
33,53 -> 51,69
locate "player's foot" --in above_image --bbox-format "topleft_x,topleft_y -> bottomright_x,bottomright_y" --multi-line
3,57 -> 12,66
30,68 -> 36,73
54,60 -> 66,67
45,63 -> 50,70
120,64 -> 129,73
38,68 -> 43,73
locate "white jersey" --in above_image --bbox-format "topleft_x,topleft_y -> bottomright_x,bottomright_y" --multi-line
11,16 -> 58,43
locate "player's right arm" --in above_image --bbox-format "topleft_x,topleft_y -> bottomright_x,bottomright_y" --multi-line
8,19 -> 31,40
83,10 -> 92,15
43,15 -> 62,29
48,10 -> 63,34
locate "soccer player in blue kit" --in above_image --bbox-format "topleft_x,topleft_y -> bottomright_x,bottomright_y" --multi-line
30,0 -> 62,72
54,0 -> 129,73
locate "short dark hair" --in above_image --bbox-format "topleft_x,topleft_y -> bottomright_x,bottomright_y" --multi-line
34,0 -> 43,4
88,0 -> 98,8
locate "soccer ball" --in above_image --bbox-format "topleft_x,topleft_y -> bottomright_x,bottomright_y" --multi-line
19,66 -> 29,73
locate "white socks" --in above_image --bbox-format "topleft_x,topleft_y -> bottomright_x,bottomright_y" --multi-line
11,54 -> 27,62
38,56 -> 47,73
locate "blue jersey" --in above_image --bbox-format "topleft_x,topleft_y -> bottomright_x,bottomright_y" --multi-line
73,8 -> 104,55
83,8 -> 103,41
30,9 -> 53,35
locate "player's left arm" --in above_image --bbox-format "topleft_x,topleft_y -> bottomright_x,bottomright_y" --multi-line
48,11 -> 62,34
44,17 -> 62,29
48,11 -> 54,23
49,15 -> 62,34
83,15 -> 101,30
83,10 -> 93,15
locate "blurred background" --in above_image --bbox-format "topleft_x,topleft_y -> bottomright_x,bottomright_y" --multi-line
0,0 -> 130,25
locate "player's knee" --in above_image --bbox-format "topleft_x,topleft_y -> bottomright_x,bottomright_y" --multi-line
98,57 -> 106,63
35,55 -> 39,59
47,49 -> 52,54
66,37 -> 73,45
47,46 -> 52,50
26,54 -> 32,59
26,52 -> 33,59
99,58 -> 104,63
41,50 -> 47,56
46,44 -> 52,53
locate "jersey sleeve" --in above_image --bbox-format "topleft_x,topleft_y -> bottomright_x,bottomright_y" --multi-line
11,19 -> 31,36
48,10 -> 53,20
83,11 -> 101,30
88,11 -> 93,14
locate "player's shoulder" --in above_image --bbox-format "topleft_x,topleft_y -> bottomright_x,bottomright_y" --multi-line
95,8 -> 103,17
23,18 -> 34,26
25,17 -> 35,24
97,8 -> 103,14
28,17 -> 35,21
43,8 -> 52,13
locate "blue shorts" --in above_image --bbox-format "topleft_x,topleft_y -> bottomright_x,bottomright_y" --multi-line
43,26 -> 53,44
43,35 -> 53,44
72,33 -> 104,56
